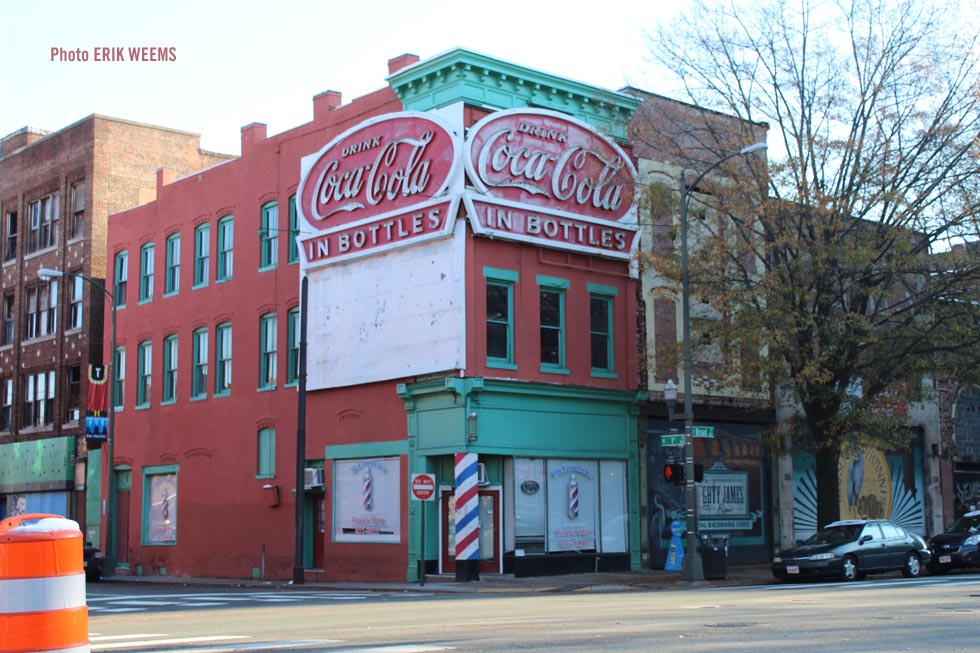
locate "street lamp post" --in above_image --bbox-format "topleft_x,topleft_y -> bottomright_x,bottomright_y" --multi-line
677,142 -> 767,582
39,267 -> 117,575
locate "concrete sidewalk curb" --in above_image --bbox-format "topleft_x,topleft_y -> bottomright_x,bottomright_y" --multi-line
100,564 -> 779,594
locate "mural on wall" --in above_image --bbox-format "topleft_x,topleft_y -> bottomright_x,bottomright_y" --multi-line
792,440 -> 925,542
1,491 -> 70,521
647,422 -> 768,569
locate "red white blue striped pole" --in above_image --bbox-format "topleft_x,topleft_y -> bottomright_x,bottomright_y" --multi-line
454,453 -> 479,581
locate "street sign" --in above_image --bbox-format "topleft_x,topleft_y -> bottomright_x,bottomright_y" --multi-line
411,473 -> 436,501
660,434 -> 685,447
692,426 -> 715,438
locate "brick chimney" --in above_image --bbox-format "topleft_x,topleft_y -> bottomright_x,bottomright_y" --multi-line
388,53 -> 420,76
313,90 -> 342,120
241,122 -> 267,155
156,167 -> 176,194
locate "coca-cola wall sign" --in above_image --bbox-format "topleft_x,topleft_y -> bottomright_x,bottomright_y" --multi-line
462,108 -> 639,260
296,108 -> 639,267
297,112 -> 461,266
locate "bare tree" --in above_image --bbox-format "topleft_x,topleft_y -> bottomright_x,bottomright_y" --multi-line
637,0 -> 980,527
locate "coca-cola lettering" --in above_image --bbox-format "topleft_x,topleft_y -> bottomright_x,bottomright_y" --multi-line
465,109 -> 638,223
298,113 -> 458,229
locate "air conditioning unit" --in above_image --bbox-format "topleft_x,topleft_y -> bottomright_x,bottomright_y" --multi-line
70,408 -> 81,422
304,467 -> 324,489
477,462 -> 489,485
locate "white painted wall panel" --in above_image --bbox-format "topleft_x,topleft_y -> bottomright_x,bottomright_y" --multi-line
305,221 -> 466,389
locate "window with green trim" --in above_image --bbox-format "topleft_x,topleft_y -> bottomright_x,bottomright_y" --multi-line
113,347 -> 125,410
143,468 -> 177,545
165,234 -> 180,295
257,427 -> 275,478
136,340 -> 152,407
589,284 -> 618,376
162,335 -> 177,403
259,313 -> 277,389
217,216 -> 233,282
215,322 -> 232,395
114,251 -> 128,309
194,224 -> 210,287
485,268 -> 517,368
538,276 -> 568,372
192,328 -> 208,399
286,307 -> 300,385
287,195 -> 299,264
139,243 -> 154,302
260,202 -> 278,270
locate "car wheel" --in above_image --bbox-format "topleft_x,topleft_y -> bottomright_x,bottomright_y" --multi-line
901,552 -> 922,578
842,555 -> 860,581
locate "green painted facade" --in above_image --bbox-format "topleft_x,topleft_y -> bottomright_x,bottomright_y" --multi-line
398,377 -> 646,577
0,436 -> 74,492
388,48 -> 641,141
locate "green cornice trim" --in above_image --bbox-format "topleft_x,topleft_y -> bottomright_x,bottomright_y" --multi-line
325,440 -> 409,460
388,48 -> 641,141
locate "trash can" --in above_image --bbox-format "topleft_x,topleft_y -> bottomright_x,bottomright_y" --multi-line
701,534 -> 729,580
0,513 -> 89,653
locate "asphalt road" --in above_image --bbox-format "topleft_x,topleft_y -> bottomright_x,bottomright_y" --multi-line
86,574 -> 980,652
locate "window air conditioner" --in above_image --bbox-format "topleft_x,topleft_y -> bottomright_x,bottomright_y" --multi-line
477,462 -> 489,485
304,467 -> 324,489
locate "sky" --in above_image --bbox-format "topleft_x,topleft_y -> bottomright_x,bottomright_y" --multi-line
0,0 -> 682,156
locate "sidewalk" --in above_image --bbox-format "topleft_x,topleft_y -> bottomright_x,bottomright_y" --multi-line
104,564 -> 778,594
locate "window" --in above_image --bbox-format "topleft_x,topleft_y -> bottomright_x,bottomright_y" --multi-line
69,276 -> 83,330
113,347 -> 125,410
23,371 -> 55,428
65,366 -> 81,422
257,427 -> 275,478
143,468 -> 178,545
27,194 -> 58,254
259,313 -> 277,389
192,328 -> 208,399
139,243 -> 154,302
114,251 -> 128,309
217,216 -> 233,281
1,379 -> 12,430
194,224 -> 210,287
2,293 -> 14,346
136,341 -> 152,407
485,267 -> 518,369
589,284 -> 618,377
333,457 -> 400,543
70,182 -> 85,240
260,202 -> 278,269
287,196 -> 299,264
165,234 -> 180,295
25,280 -> 57,339
162,335 -> 178,404
4,212 -> 16,262
538,276 -> 568,373
215,322 -> 232,395
286,307 -> 300,386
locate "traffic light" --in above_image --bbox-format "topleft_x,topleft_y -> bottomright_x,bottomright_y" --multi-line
663,463 -> 684,485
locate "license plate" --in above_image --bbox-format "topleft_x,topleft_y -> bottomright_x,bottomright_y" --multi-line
940,555 -> 951,564
787,565 -> 800,574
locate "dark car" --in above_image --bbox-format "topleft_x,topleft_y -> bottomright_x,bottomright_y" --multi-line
84,543 -> 104,581
772,519 -> 930,582
927,509 -> 980,575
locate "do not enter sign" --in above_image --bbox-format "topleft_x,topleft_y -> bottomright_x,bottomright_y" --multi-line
411,473 -> 436,501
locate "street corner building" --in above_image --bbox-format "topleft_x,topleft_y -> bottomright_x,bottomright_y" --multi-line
105,50 -> 648,582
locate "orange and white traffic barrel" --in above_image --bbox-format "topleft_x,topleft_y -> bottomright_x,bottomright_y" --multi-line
0,513 -> 89,653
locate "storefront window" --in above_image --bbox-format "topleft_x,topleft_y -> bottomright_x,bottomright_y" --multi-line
143,468 -> 178,545
333,456 -> 400,543
513,457 -> 627,555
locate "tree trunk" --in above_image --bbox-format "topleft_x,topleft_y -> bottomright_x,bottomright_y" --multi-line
815,448 -> 841,529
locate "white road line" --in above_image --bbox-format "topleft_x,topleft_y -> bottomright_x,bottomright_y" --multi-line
329,646 -> 455,653
89,634 -> 167,641
91,635 -> 250,651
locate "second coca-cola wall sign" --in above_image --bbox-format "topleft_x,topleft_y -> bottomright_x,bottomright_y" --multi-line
463,108 -> 639,259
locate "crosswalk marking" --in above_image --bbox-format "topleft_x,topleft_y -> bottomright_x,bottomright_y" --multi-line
86,590 -> 374,614
89,633 -> 451,653
91,635 -> 250,650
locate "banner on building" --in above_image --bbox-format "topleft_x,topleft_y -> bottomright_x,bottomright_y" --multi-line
85,365 -> 109,445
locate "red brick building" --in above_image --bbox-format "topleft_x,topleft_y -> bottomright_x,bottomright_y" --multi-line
108,50 -> 647,582
0,117 -> 230,547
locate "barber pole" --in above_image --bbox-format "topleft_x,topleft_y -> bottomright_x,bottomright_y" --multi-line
454,453 -> 479,565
